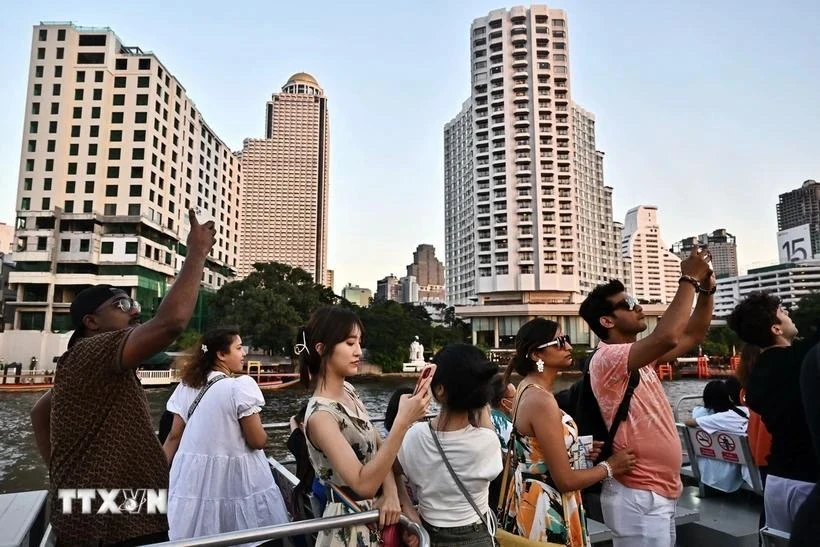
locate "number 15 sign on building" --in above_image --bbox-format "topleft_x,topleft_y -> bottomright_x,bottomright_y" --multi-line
777,224 -> 814,263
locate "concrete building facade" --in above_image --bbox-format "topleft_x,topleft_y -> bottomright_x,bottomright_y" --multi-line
341,283 -> 371,307
776,179 -> 820,259
671,229 -> 738,278
238,72 -> 329,285
621,206 -> 681,303
9,22 -> 240,341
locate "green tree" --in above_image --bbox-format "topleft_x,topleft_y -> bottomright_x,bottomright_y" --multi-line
210,262 -> 338,354
791,292 -> 820,342
173,329 -> 203,352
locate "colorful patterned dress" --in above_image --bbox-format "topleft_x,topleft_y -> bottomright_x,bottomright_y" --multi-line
304,382 -> 381,547
502,384 -> 591,547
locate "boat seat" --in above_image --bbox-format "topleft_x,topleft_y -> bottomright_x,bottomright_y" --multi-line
677,423 -> 764,497
759,526 -> 790,547
0,490 -> 48,547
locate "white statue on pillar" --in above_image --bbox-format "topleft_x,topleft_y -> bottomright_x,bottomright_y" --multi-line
409,336 -> 424,362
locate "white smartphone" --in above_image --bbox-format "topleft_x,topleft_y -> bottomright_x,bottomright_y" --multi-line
193,205 -> 214,225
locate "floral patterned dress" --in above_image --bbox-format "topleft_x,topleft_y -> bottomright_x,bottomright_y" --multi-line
305,382 -> 381,547
501,384 -> 591,547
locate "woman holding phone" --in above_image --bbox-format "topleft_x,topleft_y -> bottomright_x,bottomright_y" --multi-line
502,318 -> 636,547
397,344 -> 502,546
300,306 -> 431,547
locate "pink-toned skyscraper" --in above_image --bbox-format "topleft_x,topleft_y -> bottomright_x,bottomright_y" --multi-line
239,73 -> 330,285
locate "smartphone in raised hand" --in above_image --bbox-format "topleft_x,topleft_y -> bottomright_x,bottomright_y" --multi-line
414,363 -> 436,396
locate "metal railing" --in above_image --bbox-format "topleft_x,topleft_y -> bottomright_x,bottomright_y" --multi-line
673,394 -> 702,422
147,512 -> 429,547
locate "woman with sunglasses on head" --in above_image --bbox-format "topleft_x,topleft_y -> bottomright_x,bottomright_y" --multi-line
500,318 -> 636,547
299,306 -> 431,547
163,327 -> 289,546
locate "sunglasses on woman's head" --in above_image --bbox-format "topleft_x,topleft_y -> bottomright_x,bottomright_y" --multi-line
612,295 -> 639,312
536,334 -> 571,350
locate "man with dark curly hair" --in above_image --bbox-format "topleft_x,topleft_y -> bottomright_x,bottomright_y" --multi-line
727,292 -> 817,533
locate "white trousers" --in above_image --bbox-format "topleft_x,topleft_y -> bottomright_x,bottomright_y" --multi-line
601,479 -> 677,547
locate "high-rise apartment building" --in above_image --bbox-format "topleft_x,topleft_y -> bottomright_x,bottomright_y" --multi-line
375,274 -> 400,302
572,104 -> 627,293
341,283 -> 371,307
406,244 -> 445,303
444,100 -> 475,306
622,206 -> 681,303
446,6 -> 626,312
671,229 -> 738,278
776,179 -> 820,259
238,73 -> 329,285
9,22 -> 240,334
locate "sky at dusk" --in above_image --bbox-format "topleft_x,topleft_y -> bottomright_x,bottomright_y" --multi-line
1,0 -> 819,291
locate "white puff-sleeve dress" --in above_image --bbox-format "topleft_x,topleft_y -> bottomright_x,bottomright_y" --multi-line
167,371 -> 290,545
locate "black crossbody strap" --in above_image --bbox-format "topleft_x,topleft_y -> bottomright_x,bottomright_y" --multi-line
428,421 -> 497,543
187,374 -> 228,420
602,370 -> 640,456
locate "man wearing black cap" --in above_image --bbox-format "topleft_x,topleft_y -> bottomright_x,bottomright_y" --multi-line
30,209 -> 215,546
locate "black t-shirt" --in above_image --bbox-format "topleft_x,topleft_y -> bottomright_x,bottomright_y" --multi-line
801,344 -> 820,465
746,340 -> 818,482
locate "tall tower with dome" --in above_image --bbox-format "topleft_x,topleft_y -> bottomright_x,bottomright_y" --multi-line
238,73 -> 330,285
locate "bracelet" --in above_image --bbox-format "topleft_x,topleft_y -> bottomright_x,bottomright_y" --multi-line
598,461 -> 613,481
699,284 -> 717,295
678,275 -> 701,291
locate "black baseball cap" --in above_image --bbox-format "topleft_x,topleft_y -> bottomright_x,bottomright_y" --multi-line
68,285 -> 128,347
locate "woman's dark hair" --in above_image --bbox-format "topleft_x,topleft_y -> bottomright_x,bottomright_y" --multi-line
298,306 -> 364,388
431,344 -> 498,426
178,327 -> 240,388
511,318 -> 559,376
736,344 -> 760,389
702,380 -> 732,413
579,280 -> 626,341
724,376 -> 742,405
490,373 -> 506,408
727,292 -> 781,347
385,387 -> 414,432
287,401 -> 315,520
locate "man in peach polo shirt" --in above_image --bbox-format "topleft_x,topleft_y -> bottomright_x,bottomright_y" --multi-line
579,246 -> 714,547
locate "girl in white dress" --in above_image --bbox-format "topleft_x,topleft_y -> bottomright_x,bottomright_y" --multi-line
163,327 -> 289,545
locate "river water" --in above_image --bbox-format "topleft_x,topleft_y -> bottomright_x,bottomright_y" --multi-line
0,376 -> 710,494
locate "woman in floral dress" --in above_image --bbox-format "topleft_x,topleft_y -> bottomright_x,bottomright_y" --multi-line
501,318 -> 636,546
299,306 -> 431,547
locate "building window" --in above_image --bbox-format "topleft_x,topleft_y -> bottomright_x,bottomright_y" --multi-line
54,65 -> 62,78
91,106 -> 100,119
109,148 -> 121,160
114,76 -> 126,88
33,84 -> 41,96
88,143 -> 97,155
129,184 -> 142,196
84,180 -> 95,193
49,121 -> 58,133
79,239 -> 90,252
125,241 -> 138,254
105,184 -> 118,196
86,163 -> 96,175
65,180 -> 75,193
139,58 -> 151,70
29,121 -> 38,134
89,126 -> 99,137
107,166 -> 119,178
83,200 -> 92,213
23,178 -> 32,190
93,88 -> 102,100
134,130 -> 146,141
115,58 -> 127,70
70,125 -> 80,137
47,140 -> 55,152
95,71 -> 104,82
52,83 -> 61,95
78,34 -> 106,46
104,203 -> 116,215
45,159 -> 54,171
19,312 -> 46,331
73,106 -> 82,119
76,71 -> 85,82
27,140 -> 36,152
134,112 -> 147,124
60,239 -> 70,252
101,241 -> 114,254
132,148 -> 145,160
110,130 -> 122,142
38,29 -> 47,41
136,94 -> 148,105
36,48 -> 45,60
130,166 -> 144,179
111,112 -> 124,124
42,197 -> 50,210
37,237 -> 47,251
25,158 -> 34,171
35,66 -> 43,78
21,198 -> 30,210
43,178 -> 52,190
74,89 -> 83,100
57,29 -> 66,41
64,200 -> 74,212
128,204 -> 140,216
137,76 -> 149,88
